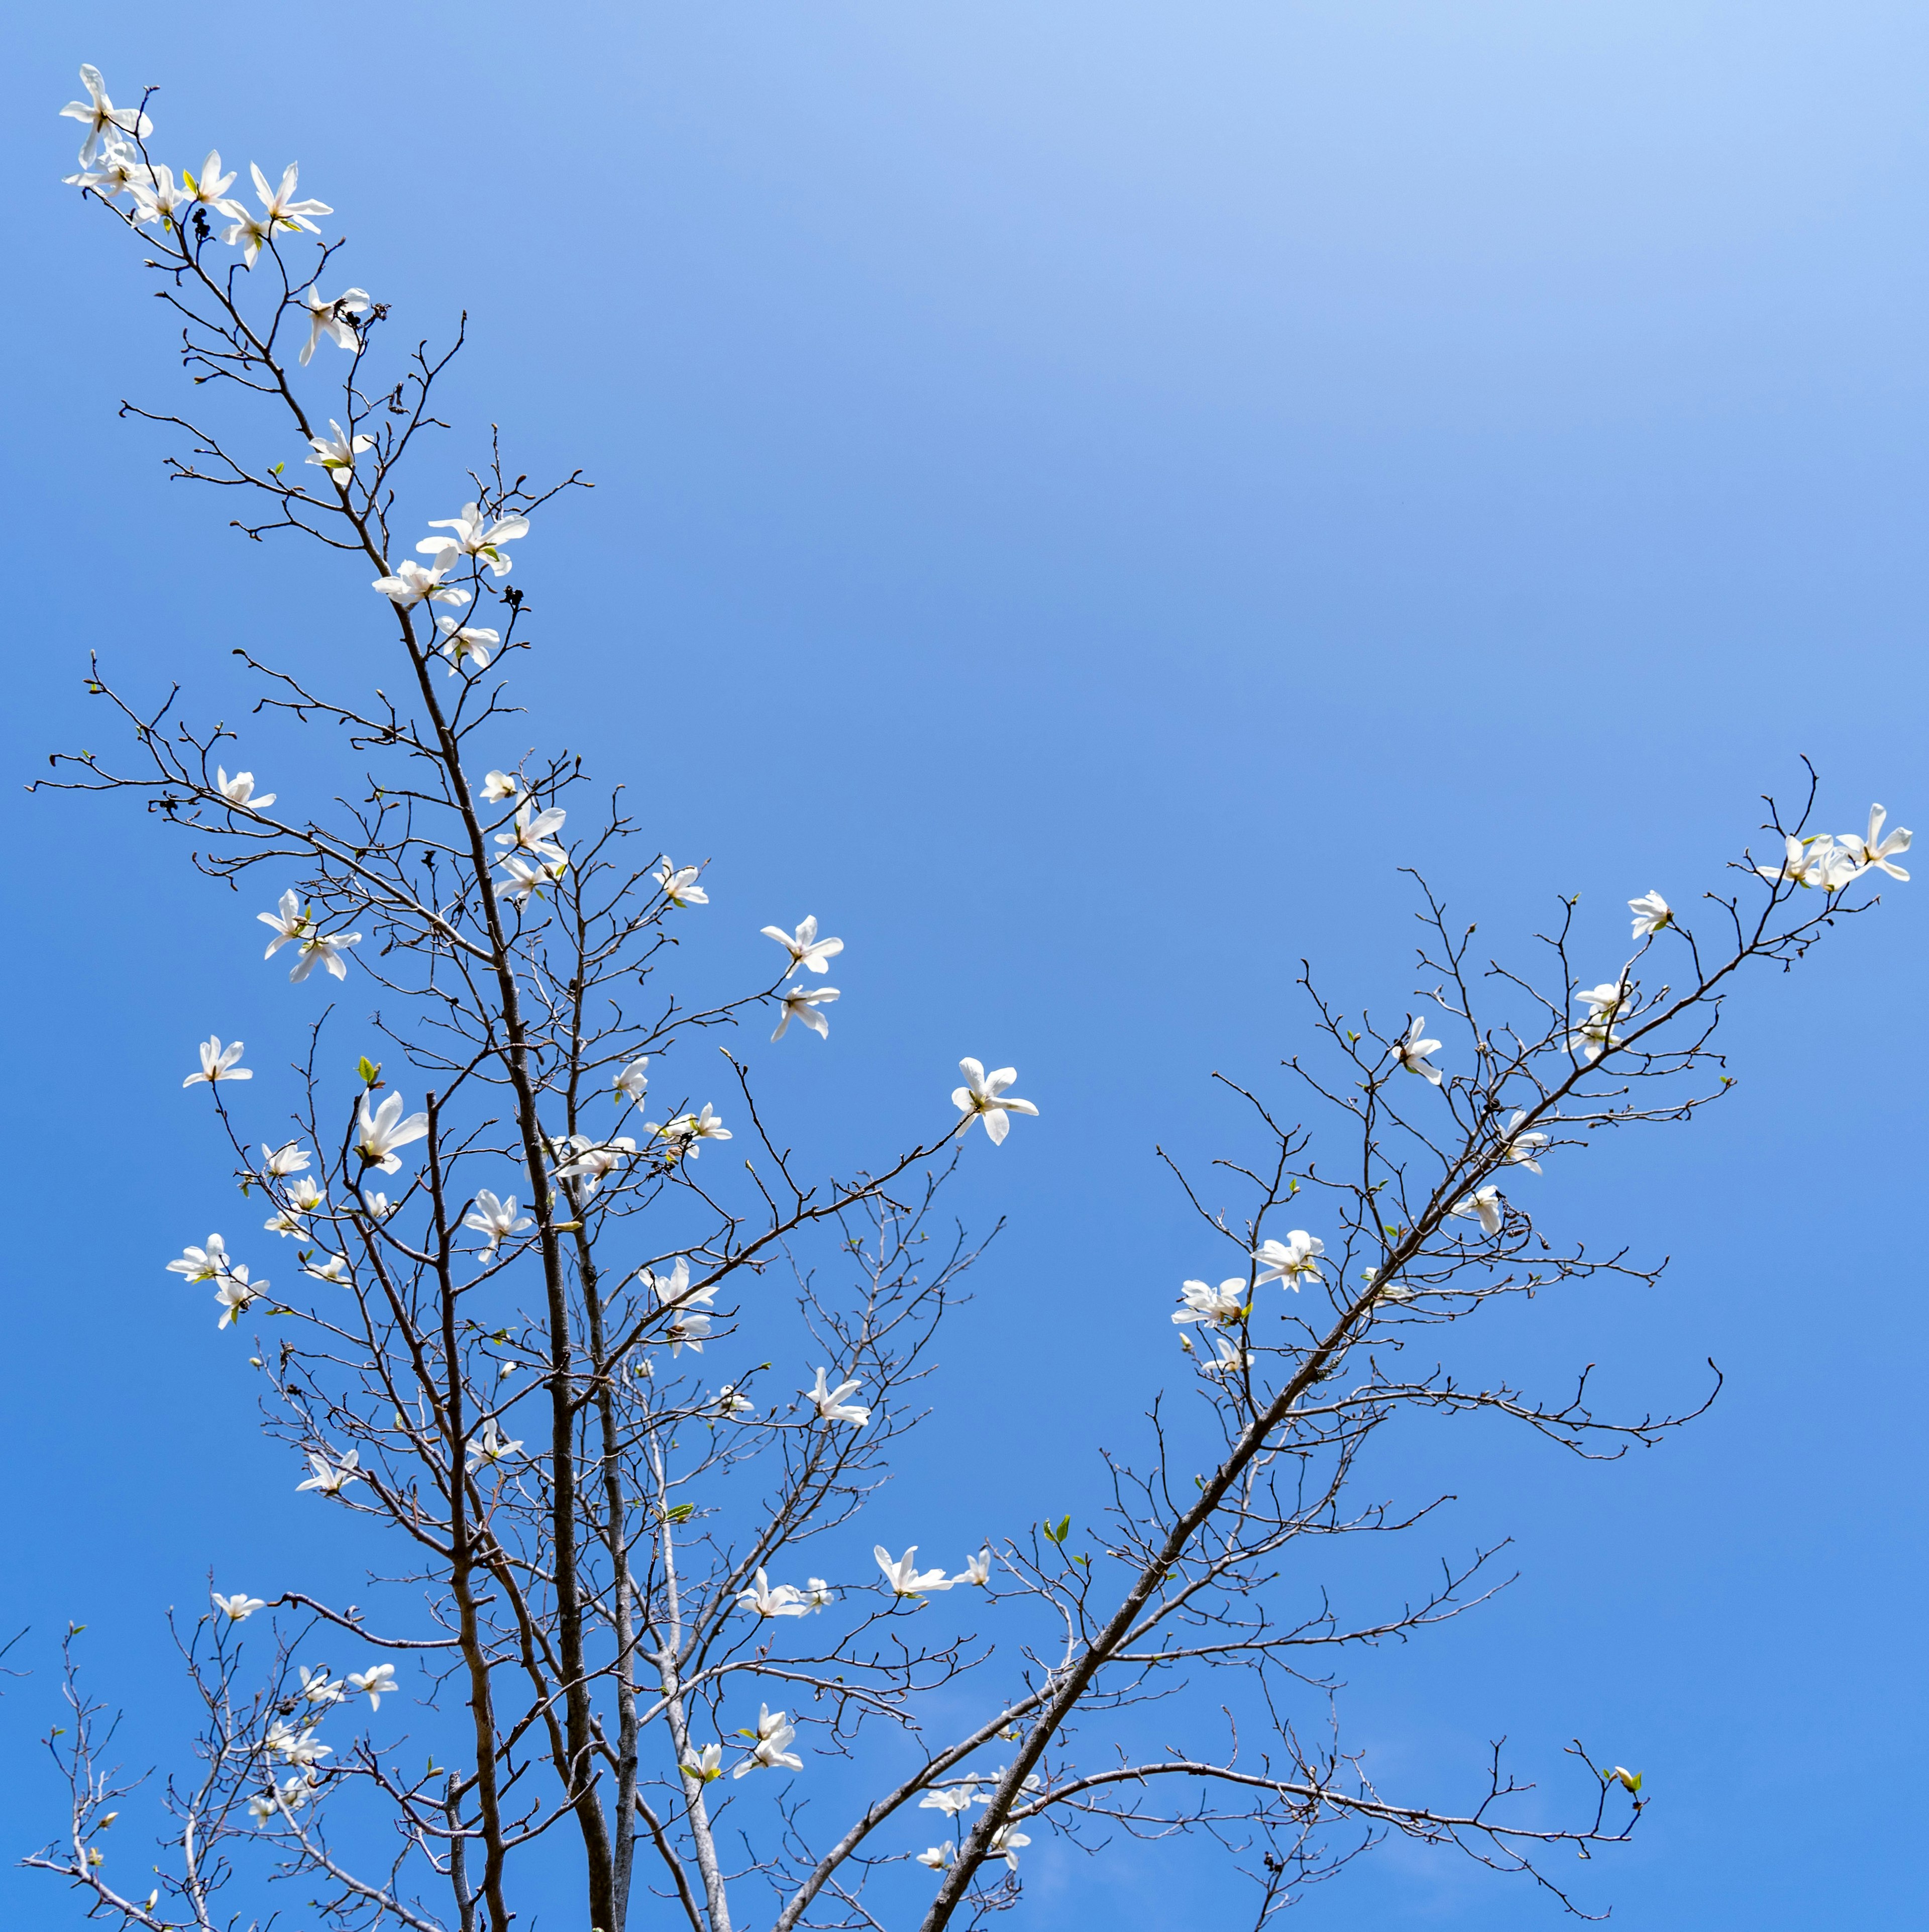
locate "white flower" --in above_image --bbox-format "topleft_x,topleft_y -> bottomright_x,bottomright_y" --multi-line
298,1664 -> 344,1706
988,1822 -> 1031,1868
957,1546 -> 993,1586
495,801 -> 567,864
555,1136 -> 636,1195
1389,1016 -> 1442,1084
372,557 -> 466,609
733,1707 -> 804,1777
418,503 -> 529,577
916,1845 -> 954,1870
259,889 -> 310,958
1202,1337 -> 1257,1375
717,1385 -> 756,1417
734,1569 -> 809,1618
215,1266 -> 268,1329
465,1419 -> 523,1473
1840,804 -> 1911,883
1449,1185 -> 1505,1236
919,1786 -> 978,1816
1253,1231 -> 1325,1292
803,1577 -> 835,1609
303,1253 -> 351,1285
224,162 -> 331,267
655,858 -> 708,907
614,1056 -> 651,1101
289,926 -> 362,984
184,1037 -> 251,1087
265,1720 -> 332,1768
1628,890 -> 1672,940
803,1367 -> 871,1427
296,1449 -> 363,1496
247,1790 -> 280,1826
59,65 -> 152,164
648,1105 -> 731,1162
355,1092 -> 430,1173
263,1175 -> 326,1236
167,1236 -> 230,1283
211,1590 -> 265,1621
217,766 -> 275,812
184,151 -> 238,211
494,851 -> 566,902
1171,1278 -> 1247,1328
681,1742 -> 725,1783
1502,1111 -> 1548,1172
357,1190 -> 395,1220
951,1059 -> 1038,1145
298,285 -> 367,366
262,1141 -> 311,1178
480,769 -> 519,803
876,1546 -> 954,1598
772,982 -> 839,1042
464,1188 -> 532,1252
762,915 -> 843,973
64,135 -> 143,198
130,162 -> 193,227
437,617 -> 500,673
666,1310 -> 711,1357
1570,981 -> 1629,1062
304,419 -> 373,479
644,1257 -> 713,1308
346,1663 -> 397,1708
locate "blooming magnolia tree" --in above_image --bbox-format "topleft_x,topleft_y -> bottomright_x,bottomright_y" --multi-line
31,62 -> 1914,1932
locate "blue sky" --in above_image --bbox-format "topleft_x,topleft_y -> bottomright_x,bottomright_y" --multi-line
5,4 -> 1924,1926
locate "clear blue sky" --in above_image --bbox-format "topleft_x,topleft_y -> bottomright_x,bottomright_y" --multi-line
5,4 -> 1924,1926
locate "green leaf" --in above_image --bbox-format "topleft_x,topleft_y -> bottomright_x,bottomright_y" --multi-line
664,1502 -> 694,1524
357,1056 -> 383,1089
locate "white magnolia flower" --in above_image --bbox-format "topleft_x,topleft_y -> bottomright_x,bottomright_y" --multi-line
224,162 -> 331,267
1503,1111 -> 1549,1172
734,1709 -> 804,1777
735,1569 -> 809,1618
666,1310 -> 710,1357
643,1257 -> 714,1308
60,65 -> 152,164
262,1141 -> 311,1177
919,1786 -> 978,1816
184,1037 -> 251,1087
957,1546 -> 993,1586
298,285 -> 368,365
184,151 -> 239,211
555,1136 -> 636,1195
259,889 -> 310,958
803,1367 -> 871,1427
216,766 -> 275,812
1389,1016 -> 1442,1084
371,557 -> 466,609
772,982 -> 839,1041
876,1546 -> 955,1598
1171,1278 -> 1247,1328
265,1721 -> 332,1768
418,503 -> 529,577
289,926 -> 362,984
465,1418 -> 523,1473
304,419 -> 373,479
717,1385 -> 756,1417
1628,890 -> 1672,940
130,162 -> 192,227
648,1105 -> 731,1162
357,1190 -> 395,1219
303,1253 -> 351,1285
211,1590 -> 265,1621
297,1449 -> 362,1496
215,1266 -> 267,1329
1253,1231 -> 1325,1292
681,1742 -> 725,1783
951,1059 -> 1038,1145
494,851 -> 567,902
479,769 -> 519,803
495,801 -> 567,863
167,1236 -> 230,1283
263,1175 -> 326,1236
355,1092 -> 430,1173
803,1577 -> 835,1609
655,858 -> 708,907
464,1188 -> 532,1252
988,1822 -> 1031,1869
437,616 -> 500,673
1840,804 -> 1911,882
247,1790 -> 280,1826
1450,1185 -> 1505,1236
64,136 -> 141,197
614,1055 -> 651,1101
762,915 -> 843,973
346,1663 -> 397,1708
298,1665 -> 344,1707
916,1845 -> 954,1870
1570,981 -> 1630,1062
1202,1337 -> 1257,1375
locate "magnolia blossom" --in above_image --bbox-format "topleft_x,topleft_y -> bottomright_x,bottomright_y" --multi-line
496,801 -> 567,863
735,1709 -> 804,1777
555,1136 -> 636,1195
480,769 -> 518,803
184,151 -> 238,210
718,1385 -> 756,1417
224,162 -> 331,267
371,557 -> 466,610
803,1366 -> 871,1427
299,1665 -> 345,1707
418,503 -> 529,576
916,1845 -> 955,1871
464,1188 -> 532,1251
735,1569 -> 809,1618
1628,889 -> 1672,940
184,1036 -> 251,1087
167,1236 -> 230,1283
666,1310 -> 711,1357
803,1577 -> 836,1609
1253,1230 -> 1325,1292
289,925 -> 362,984
437,616 -> 499,672
60,65 -> 152,164
259,888 -> 311,959
988,1822 -> 1031,1869
303,1253 -> 351,1285
1570,981 -> 1629,1062
266,1721 -> 332,1769
762,915 -> 843,973
772,982 -> 839,1041
494,851 -> 566,902
299,285 -> 368,365
357,1191 -> 395,1220
644,1257 -> 714,1309
958,1546 -> 993,1586
951,1059 -> 1038,1145
216,766 -> 275,812
614,1055 -> 650,1101
215,1266 -> 267,1329
1389,1016 -> 1442,1084
263,1175 -> 326,1236
465,1419 -> 523,1473
1450,1185 -> 1505,1236
211,1590 -> 265,1621
130,162 -> 192,227
262,1141 -> 310,1178
655,858 -> 708,907
648,1104 -> 731,1162
1756,834 -> 1848,891
1503,1110 -> 1549,1172
64,137 -> 142,197
1840,804 -> 1911,882
919,1786 -> 979,1817
1171,1278 -> 1247,1328
304,419 -> 372,479
346,1663 -> 398,1708
877,1546 -> 955,1598
297,1449 -> 362,1496
1203,1337 -> 1257,1375
681,1743 -> 724,1783
355,1091 -> 430,1173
